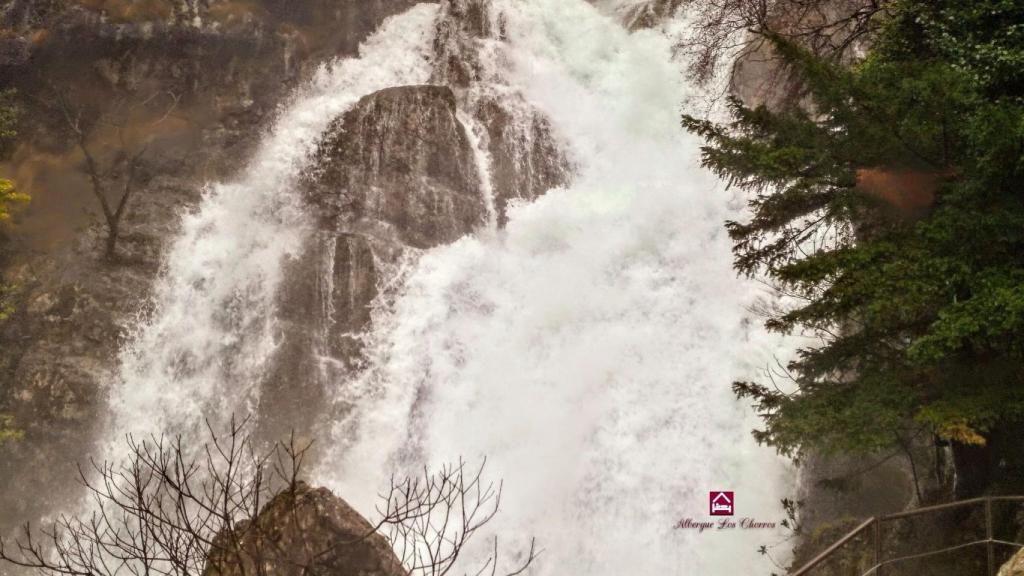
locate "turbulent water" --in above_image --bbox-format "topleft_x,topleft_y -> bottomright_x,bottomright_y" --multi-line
109,5 -> 440,450
106,1 -> 795,573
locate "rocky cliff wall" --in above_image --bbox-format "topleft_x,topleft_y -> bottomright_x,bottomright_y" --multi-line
0,0 -> 415,534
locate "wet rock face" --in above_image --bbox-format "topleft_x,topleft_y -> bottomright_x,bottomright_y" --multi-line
431,0 -> 572,224
444,0 -> 494,39
263,84 -> 491,443
329,233 -> 378,355
432,0 -> 495,88
257,232 -> 377,446
475,95 -> 569,225
257,235 -> 330,449
264,3 -> 575,439
205,482 -> 407,576
309,85 -> 487,249
0,173 -> 196,532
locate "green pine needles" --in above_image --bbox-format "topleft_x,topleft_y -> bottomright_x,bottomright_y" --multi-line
684,0 -> 1024,458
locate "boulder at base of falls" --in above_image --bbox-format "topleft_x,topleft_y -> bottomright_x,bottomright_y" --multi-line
205,481 -> 406,576
308,84 -> 487,249
1001,549 -> 1024,576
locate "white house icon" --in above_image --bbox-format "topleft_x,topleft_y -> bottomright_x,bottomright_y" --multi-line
711,492 -> 733,515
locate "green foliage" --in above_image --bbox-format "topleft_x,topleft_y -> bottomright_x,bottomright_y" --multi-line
0,88 -> 27,328
684,0 -> 1024,456
0,89 -> 27,222
0,89 -> 17,143
0,179 -> 29,222
0,414 -> 23,445
0,89 -> 27,452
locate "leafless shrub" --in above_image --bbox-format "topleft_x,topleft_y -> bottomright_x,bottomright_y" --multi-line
676,0 -> 885,86
378,459 -> 538,576
0,417 -> 295,576
0,418 -> 536,576
39,84 -> 180,260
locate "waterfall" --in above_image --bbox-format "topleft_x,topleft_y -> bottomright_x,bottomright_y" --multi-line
103,0 -> 795,573
457,110 -> 500,228
106,4 -> 440,456
313,1 -> 794,573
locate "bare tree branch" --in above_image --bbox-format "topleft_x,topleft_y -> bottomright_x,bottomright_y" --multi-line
38,85 -> 179,260
0,420 -> 536,576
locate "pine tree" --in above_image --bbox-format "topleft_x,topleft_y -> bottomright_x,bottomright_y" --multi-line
684,0 -> 1024,460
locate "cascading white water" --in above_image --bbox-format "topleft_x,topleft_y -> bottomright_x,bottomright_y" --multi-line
106,4 -> 440,456
104,0 -> 795,573
313,1 -> 794,574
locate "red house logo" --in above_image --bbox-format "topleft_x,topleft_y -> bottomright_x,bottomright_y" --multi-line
710,491 -> 734,516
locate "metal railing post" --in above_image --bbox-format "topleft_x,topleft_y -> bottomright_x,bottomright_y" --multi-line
986,497 -> 995,576
874,519 -> 884,576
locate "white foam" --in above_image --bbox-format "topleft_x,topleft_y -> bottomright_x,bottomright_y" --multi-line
315,1 -> 795,574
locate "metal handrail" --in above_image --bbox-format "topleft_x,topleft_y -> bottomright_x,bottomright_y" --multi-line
862,538 -> 1024,575
789,496 -> 1024,576
790,517 -> 877,575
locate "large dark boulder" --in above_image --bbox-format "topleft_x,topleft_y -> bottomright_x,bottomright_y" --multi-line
261,84 -> 489,443
263,4 -> 575,444
205,482 -> 407,576
264,81 -> 496,445
308,85 -> 487,249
